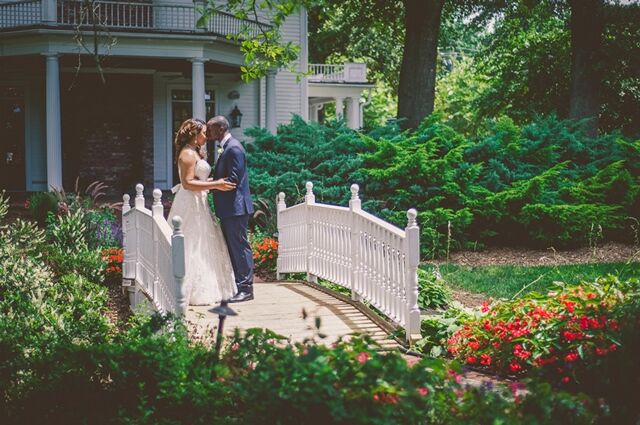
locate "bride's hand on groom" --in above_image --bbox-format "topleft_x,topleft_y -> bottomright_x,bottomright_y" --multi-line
212,178 -> 236,191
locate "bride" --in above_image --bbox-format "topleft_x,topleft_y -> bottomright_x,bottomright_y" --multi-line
168,118 -> 237,305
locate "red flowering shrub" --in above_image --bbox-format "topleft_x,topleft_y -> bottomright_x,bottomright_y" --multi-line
101,248 -> 124,278
251,235 -> 278,279
447,276 -> 639,387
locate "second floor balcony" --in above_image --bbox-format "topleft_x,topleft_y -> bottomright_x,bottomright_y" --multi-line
0,0 -> 270,37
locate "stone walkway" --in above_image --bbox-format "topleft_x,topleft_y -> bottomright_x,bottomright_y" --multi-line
186,281 -> 400,349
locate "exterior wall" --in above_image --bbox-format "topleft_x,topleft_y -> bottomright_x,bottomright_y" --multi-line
275,9 -> 307,124
60,73 -> 153,193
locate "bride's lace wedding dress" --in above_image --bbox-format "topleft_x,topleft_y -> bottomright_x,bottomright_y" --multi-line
168,159 -> 236,305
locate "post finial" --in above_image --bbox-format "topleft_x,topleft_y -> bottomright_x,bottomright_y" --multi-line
350,184 -> 360,200
153,188 -> 162,204
122,193 -> 131,214
172,216 -> 183,232
136,184 -> 144,197
278,192 -> 285,203
305,181 -> 315,204
407,208 -> 417,227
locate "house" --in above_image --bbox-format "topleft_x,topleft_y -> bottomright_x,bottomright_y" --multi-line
0,0 -> 372,193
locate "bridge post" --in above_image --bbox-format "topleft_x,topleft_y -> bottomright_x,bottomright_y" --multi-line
305,182 -> 317,284
135,184 -> 145,209
172,216 -> 187,316
349,184 -> 362,302
404,209 -> 421,343
121,194 -> 135,282
151,189 -> 164,307
276,192 -> 286,280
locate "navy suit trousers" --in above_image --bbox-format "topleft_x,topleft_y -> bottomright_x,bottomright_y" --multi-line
220,214 -> 254,293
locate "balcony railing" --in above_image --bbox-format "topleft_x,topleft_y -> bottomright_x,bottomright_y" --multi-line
308,63 -> 368,83
0,0 -> 270,37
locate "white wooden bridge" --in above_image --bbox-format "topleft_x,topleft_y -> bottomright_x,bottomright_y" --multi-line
122,182 -> 421,347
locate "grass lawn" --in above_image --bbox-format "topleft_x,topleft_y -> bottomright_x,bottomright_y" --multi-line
422,261 -> 640,300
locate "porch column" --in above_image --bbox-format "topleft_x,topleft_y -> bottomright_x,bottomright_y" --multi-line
44,53 -> 62,191
309,104 -> 320,122
345,97 -> 359,129
41,0 -> 57,25
265,69 -> 277,133
334,96 -> 344,120
191,58 -> 206,121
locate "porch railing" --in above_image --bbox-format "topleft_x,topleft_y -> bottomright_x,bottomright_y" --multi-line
276,182 -> 421,342
308,63 -> 368,83
122,184 -> 186,316
1,0 -> 270,36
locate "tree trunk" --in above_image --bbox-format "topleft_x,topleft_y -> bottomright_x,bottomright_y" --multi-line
568,0 -> 604,137
397,0 -> 444,130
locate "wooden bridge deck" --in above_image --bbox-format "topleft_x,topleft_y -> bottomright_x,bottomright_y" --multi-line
186,281 -> 401,350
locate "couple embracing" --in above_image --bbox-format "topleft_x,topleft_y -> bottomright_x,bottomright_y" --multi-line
168,116 -> 255,305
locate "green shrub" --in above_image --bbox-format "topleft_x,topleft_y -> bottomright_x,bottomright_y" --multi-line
247,116 -> 640,258
27,191 -> 59,225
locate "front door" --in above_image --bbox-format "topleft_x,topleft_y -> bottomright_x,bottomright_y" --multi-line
170,88 -> 216,185
0,86 -> 26,191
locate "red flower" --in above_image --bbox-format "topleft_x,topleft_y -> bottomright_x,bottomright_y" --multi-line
564,301 -> 576,313
561,376 -> 570,383
509,361 -> 522,373
564,352 -> 579,362
468,341 -> 480,350
417,387 -> 429,397
480,354 -> 492,366
466,356 -> 477,364
356,352 -> 370,364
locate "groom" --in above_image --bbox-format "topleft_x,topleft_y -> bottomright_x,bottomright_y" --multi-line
207,116 -> 255,303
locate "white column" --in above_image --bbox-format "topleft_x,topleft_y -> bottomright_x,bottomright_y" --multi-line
265,69 -> 277,134
44,53 -> 62,191
346,97 -> 359,129
191,58 -> 206,121
41,0 -> 57,24
334,96 -> 344,120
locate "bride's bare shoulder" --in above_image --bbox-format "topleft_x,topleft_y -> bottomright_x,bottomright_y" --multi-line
178,149 -> 198,165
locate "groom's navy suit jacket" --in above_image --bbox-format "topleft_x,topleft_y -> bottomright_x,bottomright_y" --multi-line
212,136 -> 254,219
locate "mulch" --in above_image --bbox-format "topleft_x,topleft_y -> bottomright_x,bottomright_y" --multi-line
429,242 -> 639,267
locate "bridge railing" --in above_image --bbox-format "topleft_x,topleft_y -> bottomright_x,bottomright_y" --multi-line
276,182 -> 421,342
122,184 -> 186,316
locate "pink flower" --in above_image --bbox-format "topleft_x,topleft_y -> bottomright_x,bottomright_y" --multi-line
481,301 -> 490,313
356,352 -> 370,364
417,387 -> 429,397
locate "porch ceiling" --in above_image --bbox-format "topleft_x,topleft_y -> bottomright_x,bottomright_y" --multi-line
0,30 -> 246,66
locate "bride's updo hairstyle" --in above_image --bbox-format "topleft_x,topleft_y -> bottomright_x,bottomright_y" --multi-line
174,118 -> 204,162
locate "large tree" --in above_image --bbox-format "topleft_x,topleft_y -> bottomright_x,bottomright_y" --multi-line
567,0 -> 605,136
396,0 -> 445,129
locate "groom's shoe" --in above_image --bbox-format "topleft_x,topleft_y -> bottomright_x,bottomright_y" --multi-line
228,291 -> 254,303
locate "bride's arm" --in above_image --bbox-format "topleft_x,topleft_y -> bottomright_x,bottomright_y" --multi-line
178,152 -> 236,192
